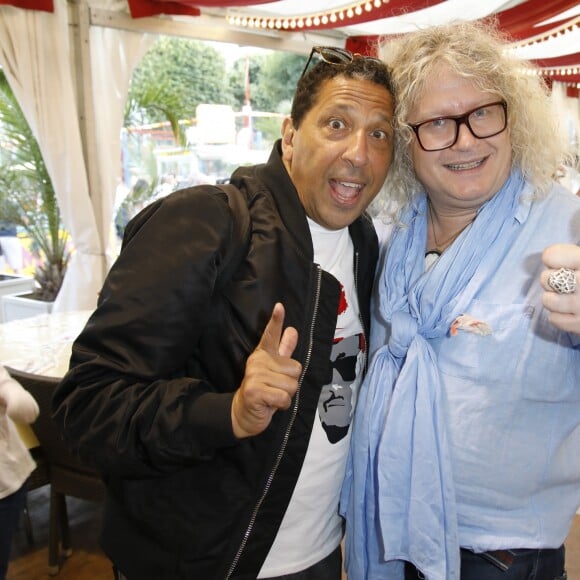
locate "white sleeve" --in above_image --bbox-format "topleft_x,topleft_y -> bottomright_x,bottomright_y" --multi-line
0,365 -> 39,424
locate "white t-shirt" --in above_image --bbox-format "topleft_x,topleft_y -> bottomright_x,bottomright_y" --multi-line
258,219 -> 365,577
0,366 -> 38,499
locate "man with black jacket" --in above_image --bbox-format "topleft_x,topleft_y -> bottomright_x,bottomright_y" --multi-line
52,46 -> 395,579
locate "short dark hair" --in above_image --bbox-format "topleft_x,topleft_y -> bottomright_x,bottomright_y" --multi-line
290,57 -> 395,129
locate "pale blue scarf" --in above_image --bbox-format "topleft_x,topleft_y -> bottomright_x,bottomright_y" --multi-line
340,170 -> 527,580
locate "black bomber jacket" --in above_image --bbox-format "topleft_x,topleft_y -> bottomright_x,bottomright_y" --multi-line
52,141 -> 379,579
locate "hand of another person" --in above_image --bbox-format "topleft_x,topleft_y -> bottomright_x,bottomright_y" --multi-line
231,303 -> 302,438
0,382 -> 39,424
541,244 -> 580,335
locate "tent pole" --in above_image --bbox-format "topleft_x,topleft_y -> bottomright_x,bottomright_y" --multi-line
69,0 -> 106,278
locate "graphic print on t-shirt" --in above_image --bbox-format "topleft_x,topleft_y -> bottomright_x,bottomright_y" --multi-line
318,333 -> 365,443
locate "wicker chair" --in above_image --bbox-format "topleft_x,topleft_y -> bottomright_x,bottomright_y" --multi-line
7,368 -> 105,576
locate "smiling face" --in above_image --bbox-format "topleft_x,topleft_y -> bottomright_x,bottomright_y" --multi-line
408,64 -> 512,212
281,76 -> 394,230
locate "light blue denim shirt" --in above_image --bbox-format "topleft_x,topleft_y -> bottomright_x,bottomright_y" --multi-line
341,173 -> 580,580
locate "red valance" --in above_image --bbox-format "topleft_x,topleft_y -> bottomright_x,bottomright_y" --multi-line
126,0 -> 199,18
128,0 -> 274,18
0,0 -> 52,12
533,52 -> 580,69
501,16 -> 578,42
495,0 -> 579,35
189,1 -> 275,5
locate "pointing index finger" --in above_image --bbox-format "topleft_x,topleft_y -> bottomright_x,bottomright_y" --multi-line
257,303 -> 286,355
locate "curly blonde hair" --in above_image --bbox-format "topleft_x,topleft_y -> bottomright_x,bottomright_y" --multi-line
371,19 -> 569,219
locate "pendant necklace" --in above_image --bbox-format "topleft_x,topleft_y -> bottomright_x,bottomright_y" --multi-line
425,200 -> 474,260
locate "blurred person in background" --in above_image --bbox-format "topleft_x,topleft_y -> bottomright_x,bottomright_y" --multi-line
0,364 -> 39,580
0,221 -> 23,274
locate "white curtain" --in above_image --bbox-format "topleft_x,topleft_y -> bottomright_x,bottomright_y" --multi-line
89,22 -> 154,269
0,0 -> 154,312
0,0 -> 103,311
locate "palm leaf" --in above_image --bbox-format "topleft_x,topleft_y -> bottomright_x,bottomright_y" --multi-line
0,71 -> 69,301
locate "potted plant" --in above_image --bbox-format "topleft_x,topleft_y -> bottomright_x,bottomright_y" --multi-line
0,269 -> 35,321
0,70 -> 69,320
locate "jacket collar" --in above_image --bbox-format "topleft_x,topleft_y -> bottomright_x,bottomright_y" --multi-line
230,140 -> 374,261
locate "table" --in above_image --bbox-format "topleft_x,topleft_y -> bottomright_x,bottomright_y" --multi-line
0,310 -> 93,378
0,310 -> 93,447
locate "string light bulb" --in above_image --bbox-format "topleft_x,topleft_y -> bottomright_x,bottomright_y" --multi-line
225,0 -> 392,31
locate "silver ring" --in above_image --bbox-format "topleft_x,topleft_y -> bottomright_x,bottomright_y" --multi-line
548,267 -> 577,294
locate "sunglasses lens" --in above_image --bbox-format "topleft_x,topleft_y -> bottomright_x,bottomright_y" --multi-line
318,47 -> 352,65
300,46 -> 364,79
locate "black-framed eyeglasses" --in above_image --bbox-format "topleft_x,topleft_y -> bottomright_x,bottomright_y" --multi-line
300,46 -> 382,78
407,101 -> 508,152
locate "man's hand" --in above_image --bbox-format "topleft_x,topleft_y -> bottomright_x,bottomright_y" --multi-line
231,303 -> 302,438
540,244 -> 580,335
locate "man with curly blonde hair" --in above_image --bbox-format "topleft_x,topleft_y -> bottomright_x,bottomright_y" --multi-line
341,20 -> 580,580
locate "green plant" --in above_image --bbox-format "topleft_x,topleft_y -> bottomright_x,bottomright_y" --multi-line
0,71 -> 69,302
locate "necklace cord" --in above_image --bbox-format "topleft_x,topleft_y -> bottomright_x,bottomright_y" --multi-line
427,200 -> 475,255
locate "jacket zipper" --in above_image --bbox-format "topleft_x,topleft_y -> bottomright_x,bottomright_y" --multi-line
354,251 -> 369,373
224,265 -> 323,580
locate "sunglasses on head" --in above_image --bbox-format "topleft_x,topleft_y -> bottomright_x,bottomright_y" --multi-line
300,46 -> 382,78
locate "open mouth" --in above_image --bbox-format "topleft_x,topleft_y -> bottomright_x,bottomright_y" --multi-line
330,179 -> 364,204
